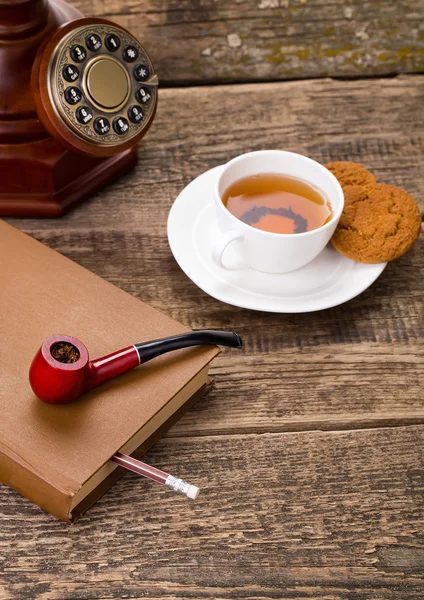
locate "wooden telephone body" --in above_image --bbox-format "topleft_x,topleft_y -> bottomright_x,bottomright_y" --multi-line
0,0 -> 158,217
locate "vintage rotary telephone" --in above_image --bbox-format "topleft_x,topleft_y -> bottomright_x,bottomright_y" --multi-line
0,1 -> 158,217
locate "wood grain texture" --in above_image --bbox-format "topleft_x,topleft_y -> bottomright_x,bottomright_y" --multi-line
69,0 -> 424,84
7,76 -> 424,436
2,75 -> 424,597
1,427 -> 423,598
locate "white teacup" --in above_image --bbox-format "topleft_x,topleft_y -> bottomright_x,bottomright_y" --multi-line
212,150 -> 344,274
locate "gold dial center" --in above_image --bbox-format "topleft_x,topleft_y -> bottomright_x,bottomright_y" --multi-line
85,57 -> 129,109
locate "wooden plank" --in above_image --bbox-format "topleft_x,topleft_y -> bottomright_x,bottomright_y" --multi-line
70,0 -> 424,84
1,426 -> 423,598
173,342 -> 424,437
1,77 -> 423,597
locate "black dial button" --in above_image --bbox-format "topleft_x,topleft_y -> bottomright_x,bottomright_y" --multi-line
136,86 -> 153,105
94,117 -> 111,135
113,116 -> 130,135
105,33 -> 121,52
70,45 -> 87,63
134,64 -> 150,82
63,64 -> 79,82
64,86 -> 82,105
128,105 -> 144,123
76,106 -> 94,125
86,33 -> 102,52
123,45 -> 139,62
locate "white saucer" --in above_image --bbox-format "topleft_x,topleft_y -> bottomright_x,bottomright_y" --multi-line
167,166 -> 387,313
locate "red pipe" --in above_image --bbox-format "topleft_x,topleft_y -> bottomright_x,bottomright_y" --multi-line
29,330 -> 242,405
87,346 -> 139,389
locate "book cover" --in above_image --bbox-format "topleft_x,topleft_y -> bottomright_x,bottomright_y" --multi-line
0,221 -> 219,521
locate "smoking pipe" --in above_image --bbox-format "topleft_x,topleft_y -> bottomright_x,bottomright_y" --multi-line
29,330 -> 242,405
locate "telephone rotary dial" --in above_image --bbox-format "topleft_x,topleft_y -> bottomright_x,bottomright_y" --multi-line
0,2 -> 159,218
33,18 -> 158,157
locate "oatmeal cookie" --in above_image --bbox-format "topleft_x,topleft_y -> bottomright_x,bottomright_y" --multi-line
331,184 -> 421,263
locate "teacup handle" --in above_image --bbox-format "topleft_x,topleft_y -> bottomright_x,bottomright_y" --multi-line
212,230 -> 245,270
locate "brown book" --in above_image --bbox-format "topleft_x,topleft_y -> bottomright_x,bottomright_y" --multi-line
0,220 -> 219,522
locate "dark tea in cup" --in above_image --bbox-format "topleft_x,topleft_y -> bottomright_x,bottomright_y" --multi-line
222,173 -> 332,234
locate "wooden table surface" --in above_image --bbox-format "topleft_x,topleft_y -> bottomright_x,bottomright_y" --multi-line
1,1 -> 424,598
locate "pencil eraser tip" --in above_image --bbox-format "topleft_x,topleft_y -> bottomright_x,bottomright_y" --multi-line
187,485 -> 199,500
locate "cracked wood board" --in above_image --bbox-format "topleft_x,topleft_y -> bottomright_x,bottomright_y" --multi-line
69,0 -> 424,84
0,426 -> 423,598
1,75 -> 423,599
